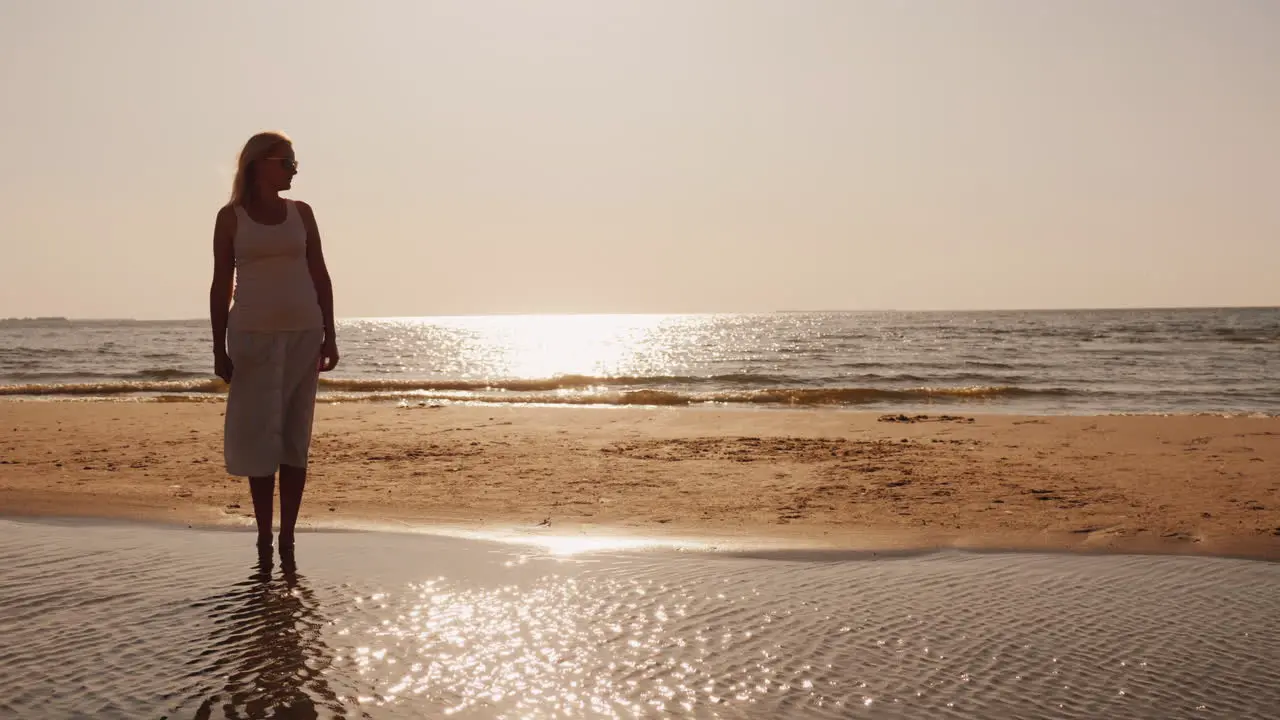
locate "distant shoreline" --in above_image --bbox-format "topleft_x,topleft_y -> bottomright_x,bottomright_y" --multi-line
0,316 -> 71,326
3,305 -> 1278,324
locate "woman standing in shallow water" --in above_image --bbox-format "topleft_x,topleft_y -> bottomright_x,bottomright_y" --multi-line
210,131 -> 339,555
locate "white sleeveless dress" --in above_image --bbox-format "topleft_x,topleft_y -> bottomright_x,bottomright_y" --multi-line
223,200 -> 325,477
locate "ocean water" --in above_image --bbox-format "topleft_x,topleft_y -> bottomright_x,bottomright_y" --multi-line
1,519 -> 1277,719
1,308 -> 1277,414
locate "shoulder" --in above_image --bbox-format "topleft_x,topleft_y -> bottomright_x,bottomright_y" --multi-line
293,200 -> 320,230
214,204 -> 238,234
293,200 -> 316,220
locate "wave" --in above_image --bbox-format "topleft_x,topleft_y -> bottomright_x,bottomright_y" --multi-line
1212,333 -> 1280,345
0,347 -> 80,357
693,386 -> 1073,405
321,376 -> 1055,395
315,373 -> 805,392
0,372 -> 793,391
0,379 -> 225,397
0,375 -> 1077,407
0,368 -> 208,382
0,371 -> 798,394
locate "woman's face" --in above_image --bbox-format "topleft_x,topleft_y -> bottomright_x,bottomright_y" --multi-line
255,143 -> 298,193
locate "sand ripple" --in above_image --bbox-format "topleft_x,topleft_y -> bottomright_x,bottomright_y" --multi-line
1,520 -> 1277,719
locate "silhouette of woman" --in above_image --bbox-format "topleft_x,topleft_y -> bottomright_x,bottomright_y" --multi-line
210,131 -> 339,555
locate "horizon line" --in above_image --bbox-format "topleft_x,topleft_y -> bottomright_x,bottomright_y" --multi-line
4,303 -> 1278,324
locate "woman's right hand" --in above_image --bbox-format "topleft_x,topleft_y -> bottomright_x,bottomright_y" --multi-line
214,351 -> 234,384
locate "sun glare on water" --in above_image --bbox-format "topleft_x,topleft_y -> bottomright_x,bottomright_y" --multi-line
380,313 -> 705,381
447,314 -> 668,379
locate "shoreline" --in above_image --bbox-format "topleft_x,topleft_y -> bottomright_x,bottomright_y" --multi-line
2,402 -> 1278,561
3,394 -> 1278,419
2,393 -> 1278,418
4,511 -> 1279,564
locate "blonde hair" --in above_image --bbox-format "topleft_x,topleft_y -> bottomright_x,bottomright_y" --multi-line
227,131 -> 292,207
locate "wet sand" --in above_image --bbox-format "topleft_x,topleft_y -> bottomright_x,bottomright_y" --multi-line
3,517 -> 1279,719
1,402 -> 1278,559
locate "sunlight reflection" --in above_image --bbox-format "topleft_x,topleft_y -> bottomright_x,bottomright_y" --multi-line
521,534 -> 685,557
383,313 -> 704,381
435,313 -> 673,380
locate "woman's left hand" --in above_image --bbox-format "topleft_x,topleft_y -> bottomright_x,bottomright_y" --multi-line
320,336 -> 340,372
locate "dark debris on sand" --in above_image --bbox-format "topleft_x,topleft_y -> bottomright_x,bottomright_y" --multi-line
877,414 -> 975,424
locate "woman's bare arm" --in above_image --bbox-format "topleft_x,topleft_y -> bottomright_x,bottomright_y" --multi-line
210,206 -> 236,357
298,201 -> 339,370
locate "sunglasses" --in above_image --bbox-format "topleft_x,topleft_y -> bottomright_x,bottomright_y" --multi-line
263,157 -> 298,171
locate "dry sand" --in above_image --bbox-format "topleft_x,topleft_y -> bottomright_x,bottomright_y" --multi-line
1,402 -> 1278,559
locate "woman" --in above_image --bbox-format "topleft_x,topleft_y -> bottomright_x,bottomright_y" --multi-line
210,131 -> 339,556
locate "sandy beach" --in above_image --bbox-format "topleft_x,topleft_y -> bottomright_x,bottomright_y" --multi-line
1,402 -> 1278,559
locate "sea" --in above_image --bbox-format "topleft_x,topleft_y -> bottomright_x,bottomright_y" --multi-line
1,308 -> 1277,414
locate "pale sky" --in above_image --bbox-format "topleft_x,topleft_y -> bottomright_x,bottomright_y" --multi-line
1,0 -> 1277,319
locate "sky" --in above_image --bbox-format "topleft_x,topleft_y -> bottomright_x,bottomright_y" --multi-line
0,0 -> 1277,319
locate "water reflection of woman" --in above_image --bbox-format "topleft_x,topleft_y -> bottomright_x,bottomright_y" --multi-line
189,552 -> 360,719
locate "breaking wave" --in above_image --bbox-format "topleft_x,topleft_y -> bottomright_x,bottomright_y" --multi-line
0,378 -> 226,396
0,373 -> 1077,407
0,368 -> 206,382
321,385 -> 1075,407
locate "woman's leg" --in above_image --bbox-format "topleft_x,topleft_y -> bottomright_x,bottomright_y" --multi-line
277,329 -> 323,553
249,475 -> 276,548
226,330 -> 285,551
278,464 -> 306,550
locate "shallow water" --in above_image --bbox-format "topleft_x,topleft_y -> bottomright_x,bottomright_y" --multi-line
1,519 -> 1278,719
